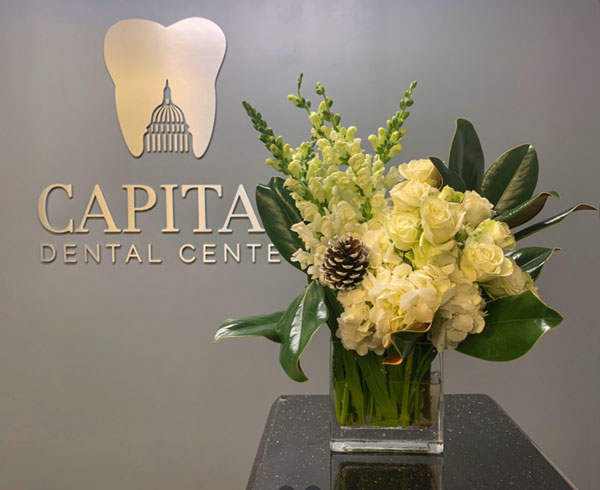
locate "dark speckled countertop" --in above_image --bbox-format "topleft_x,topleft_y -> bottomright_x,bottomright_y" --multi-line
247,394 -> 575,490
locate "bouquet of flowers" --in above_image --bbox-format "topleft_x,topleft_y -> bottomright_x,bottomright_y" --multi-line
215,76 -> 594,433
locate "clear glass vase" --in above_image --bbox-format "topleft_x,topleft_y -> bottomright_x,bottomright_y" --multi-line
330,339 -> 443,453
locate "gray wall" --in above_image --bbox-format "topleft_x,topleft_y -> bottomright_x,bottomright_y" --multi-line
1,0 -> 598,489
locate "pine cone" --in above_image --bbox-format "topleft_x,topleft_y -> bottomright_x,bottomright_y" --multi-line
321,236 -> 369,290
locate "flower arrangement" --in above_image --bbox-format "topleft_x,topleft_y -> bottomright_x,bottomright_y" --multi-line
215,76 -> 594,435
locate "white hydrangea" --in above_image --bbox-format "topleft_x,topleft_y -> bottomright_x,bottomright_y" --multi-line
428,284 -> 486,351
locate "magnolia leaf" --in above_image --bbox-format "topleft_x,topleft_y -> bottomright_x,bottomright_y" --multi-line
429,156 -> 467,192
495,191 -> 559,228
514,204 -> 597,241
214,312 -> 283,343
448,118 -> 485,191
277,281 -> 328,382
506,247 -> 559,281
256,183 -> 304,270
481,144 -> 539,214
268,176 -> 303,224
457,290 -> 563,361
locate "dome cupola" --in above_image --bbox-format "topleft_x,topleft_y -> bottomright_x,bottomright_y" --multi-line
143,79 -> 193,154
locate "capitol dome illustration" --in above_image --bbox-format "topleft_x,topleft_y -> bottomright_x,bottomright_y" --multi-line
143,79 -> 193,154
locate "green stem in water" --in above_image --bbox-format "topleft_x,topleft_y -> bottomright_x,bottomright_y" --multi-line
340,383 -> 350,425
411,346 -> 438,424
400,348 -> 414,427
413,382 -> 421,423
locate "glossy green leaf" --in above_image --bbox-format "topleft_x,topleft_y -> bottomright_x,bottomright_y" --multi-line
214,312 -> 283,343
514,204 -> 597,241
277,281 -> 328,382
481,144 -> 539,214
506,247 -> 558,281
268,176 -> 303,224
429,156 -> 466,192
256,184 -> 304,270
448,118 -> 485,191
495,191 -> 559,228
456,290 -> 563,361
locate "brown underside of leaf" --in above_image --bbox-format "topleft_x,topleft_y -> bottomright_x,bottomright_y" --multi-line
383,356 -> 403,366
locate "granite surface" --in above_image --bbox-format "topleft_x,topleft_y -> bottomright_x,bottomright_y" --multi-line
247,394 -> 575,490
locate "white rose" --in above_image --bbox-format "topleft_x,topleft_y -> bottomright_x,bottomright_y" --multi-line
420,196 -> 465,245
398,159 -> 441,186
386,212 -> 420,250
462,191 -> 493,228
483,258 -> 534,298
410,238 -> 459,270
460,234 -> 513,282
390,180 -> 437,211
428,284 -> 486,351
475,219 -> 516,250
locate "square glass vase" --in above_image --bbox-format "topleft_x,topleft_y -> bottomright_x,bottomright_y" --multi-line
330,339 -> 443,454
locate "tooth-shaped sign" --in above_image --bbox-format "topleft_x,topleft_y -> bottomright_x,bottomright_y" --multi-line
104,18 -> 226,159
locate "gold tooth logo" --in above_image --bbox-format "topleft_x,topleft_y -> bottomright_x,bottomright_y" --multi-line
104,18 -> 226,159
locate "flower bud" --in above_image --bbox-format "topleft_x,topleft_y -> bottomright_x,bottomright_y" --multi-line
309,112 -> 322,127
